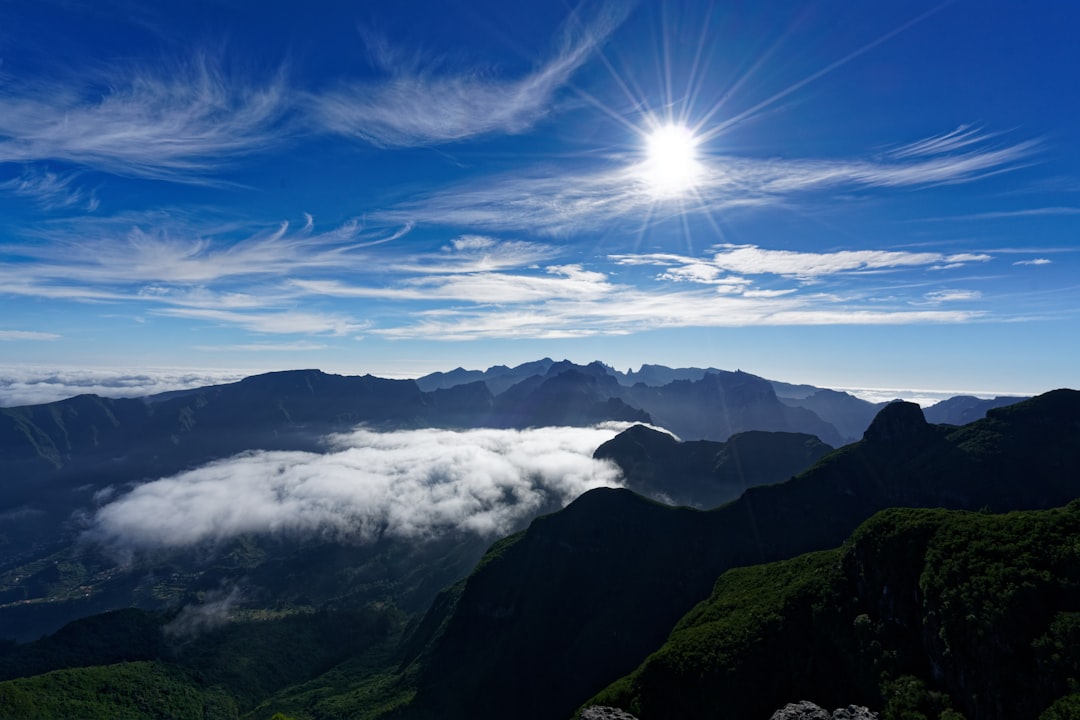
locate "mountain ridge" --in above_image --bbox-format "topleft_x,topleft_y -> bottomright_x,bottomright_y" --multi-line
397,390 -> 1080,720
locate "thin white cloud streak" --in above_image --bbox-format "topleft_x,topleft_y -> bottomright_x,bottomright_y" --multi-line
88,425 -> 628,549
375,133 -> 1037,234
155,308 -> 367,336
294,265 -> 613,303
0,366 -> 250,407
308,4 -> 628,146
1,215 -> 384,336
13,216 -> 377,285
0,330 -> 61,341
921,289 -> 982,304
0,55 -> 288,181
193,341 -> 329,353
371,283 -> 983,341
1014,258 -> 1052,266
888,125 -> 1002,159
0,168 -> 99,211
611,246 -> 991,280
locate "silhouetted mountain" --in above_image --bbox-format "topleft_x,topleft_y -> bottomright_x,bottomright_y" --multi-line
413,366 -> 488,392
621,371 -> 845,445
779,389 -> 885,444
492,368 -> 649,428
922,394 -> 1028,425
399,390 -> 1080,720
768,379 -> 827,400
615,364 -> 722,387
594,425 -> 832,508
415,358 -> 558,395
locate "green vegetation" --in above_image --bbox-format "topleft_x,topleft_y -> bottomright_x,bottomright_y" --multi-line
588,502 -> 1080,719
0,605 -> 406,720
3,391 -> 1080,719
0,661 -> 237,720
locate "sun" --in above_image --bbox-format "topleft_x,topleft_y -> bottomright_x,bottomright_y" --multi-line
640,123 -> 702,197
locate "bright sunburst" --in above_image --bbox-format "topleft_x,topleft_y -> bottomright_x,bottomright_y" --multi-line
641,123 -> 703,197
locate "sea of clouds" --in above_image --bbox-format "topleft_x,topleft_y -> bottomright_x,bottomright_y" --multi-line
88,424 -> 629,552
0,366 -> 252,407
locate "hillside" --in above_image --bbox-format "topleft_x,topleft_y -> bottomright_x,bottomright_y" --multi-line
589,502 -> 1080,719
396,390 -> 1080,720
0,391 -> 1077,719
594,424 -> 833,508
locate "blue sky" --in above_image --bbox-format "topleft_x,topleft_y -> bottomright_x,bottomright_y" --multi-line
1,0 -> 1078,399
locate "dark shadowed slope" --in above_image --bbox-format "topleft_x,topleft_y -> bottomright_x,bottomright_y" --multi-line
590,502 -> 1080,720
923,394 -> 1028,425
400,390 -> 1080,720
594,424 -> 832,508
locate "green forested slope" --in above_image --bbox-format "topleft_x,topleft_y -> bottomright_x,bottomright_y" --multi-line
590,503 -> 1080,720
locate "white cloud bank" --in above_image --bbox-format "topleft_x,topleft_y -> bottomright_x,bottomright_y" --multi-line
88,425 -> 628,551
0,366 -> 250,407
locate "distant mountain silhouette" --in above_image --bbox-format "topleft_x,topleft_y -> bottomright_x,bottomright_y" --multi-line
399,390 -> 1080,720
922,394 -> 1029,425
0,362 -> 1042,644
778,389 -> 885,443
594,425 -> 832,508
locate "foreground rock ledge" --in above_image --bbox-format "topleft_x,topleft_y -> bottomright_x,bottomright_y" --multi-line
771,700 -> 880,720
580,707 -> 640,720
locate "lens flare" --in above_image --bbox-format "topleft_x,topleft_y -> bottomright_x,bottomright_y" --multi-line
641,123 -> 702,197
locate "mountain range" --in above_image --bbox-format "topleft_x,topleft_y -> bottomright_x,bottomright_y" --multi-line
395,390 -> 1080,720
0,360 -> 1060,720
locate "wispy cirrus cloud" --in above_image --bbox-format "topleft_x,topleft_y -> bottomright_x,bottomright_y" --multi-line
155,308 -> 367,336
887,125 -> 1004,159
308,4 -> 628,146
295,264 -> 611,304
612,245 -> 992,280
371,284 -> 984,341
1,213 -> 392,336
375,130 -> 1038,234
0,330 -> 61,341
193,341 -> 329,353
921,289 -> 983,305
5,213 -> 387,288
921,207 -> 1080,221
1014,258 -> 1052,266
0,54 -> 288,182
0,168 -> 99,211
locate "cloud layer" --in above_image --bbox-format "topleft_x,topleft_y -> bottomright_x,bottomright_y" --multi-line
0,367 -> 250,407
88,425 -> 628,551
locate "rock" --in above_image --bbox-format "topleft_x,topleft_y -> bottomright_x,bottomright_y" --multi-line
770,701 -> 831,720
580,706 -> 640,720
862,401 -> 929,443
831,705 -> 880,720
770,701 -> 880,720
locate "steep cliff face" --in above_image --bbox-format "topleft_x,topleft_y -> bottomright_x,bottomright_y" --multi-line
591,503 -> 1080,720
401,391 -> 1080,720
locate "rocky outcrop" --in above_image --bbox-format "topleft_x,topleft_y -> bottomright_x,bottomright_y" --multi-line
580,706 -> 640,720
770,701 -> 879,720
861,401 -> 929,443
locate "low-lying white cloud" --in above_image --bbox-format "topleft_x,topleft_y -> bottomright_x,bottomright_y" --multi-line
88,425 -> 628,551
0,366 -> 250,407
